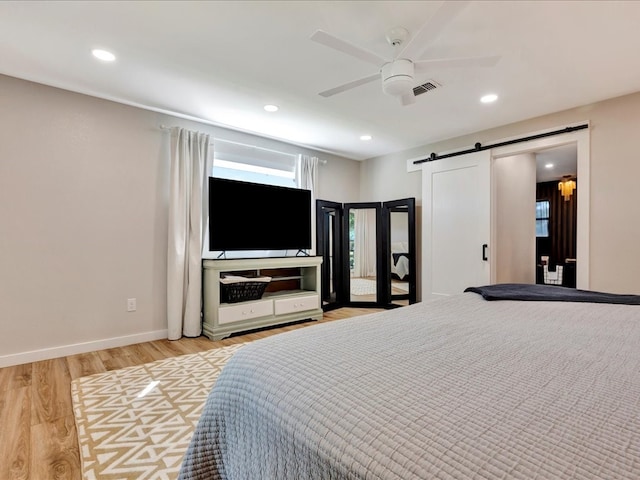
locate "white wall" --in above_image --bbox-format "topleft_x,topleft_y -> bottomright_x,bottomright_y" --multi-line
493,154 -> 537,284
360,152 -> 421,203
0,74 -> 360,366
362,91 -> 640,295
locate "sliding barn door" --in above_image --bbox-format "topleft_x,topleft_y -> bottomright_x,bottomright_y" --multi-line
422,150 -> 491,300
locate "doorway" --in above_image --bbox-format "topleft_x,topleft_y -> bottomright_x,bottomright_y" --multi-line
534,144 -> 578,287
489,126 -> 589,289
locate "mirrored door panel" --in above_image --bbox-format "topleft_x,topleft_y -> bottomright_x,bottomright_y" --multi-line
347,207 -> 378,303
389,210 -> 410,304
316,200 -> 343,309
343,203 -> 384,305
384,198 -> 417,306
317,198 -> 415,309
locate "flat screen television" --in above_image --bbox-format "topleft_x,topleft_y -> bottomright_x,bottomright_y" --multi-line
208,177 -> 312,252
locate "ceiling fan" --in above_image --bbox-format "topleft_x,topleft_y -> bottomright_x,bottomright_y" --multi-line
310,1 -> 500,106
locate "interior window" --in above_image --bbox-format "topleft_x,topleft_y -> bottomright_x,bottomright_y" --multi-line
536,200 -> 550,237
211,139 -> 296,187
205,140 -> 298,257
212,159 -> 295,187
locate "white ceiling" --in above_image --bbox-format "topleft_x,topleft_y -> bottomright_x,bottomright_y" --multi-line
535,144 -> 577,183
1,1 -> 639,161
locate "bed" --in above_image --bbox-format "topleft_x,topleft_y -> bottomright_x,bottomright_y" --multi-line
179,284 -> 640,480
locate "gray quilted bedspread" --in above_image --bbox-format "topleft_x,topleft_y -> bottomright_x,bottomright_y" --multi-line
179,292 -> 640,479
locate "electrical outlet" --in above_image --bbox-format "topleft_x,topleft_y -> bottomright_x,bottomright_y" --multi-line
127,298 -> 137,312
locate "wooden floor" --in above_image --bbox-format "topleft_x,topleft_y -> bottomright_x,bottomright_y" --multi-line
0,307 -> 380,480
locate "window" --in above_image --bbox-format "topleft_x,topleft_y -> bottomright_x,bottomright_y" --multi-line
211,139 -> 296,188
536,200 -> 550,237
205,139 -> 298,257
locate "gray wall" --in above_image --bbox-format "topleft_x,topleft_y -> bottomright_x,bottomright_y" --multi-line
493,153 -> 537,284
0,74 -> 360,364
361,90 -> 640,295
4,68 -> 640,364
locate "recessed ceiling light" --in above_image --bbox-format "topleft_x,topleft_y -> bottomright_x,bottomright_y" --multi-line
264,104 -> 279,112
480,93 -> 498,104
360,135 -> 372,141
545,163 -> 554,169
91,49 -> 116,62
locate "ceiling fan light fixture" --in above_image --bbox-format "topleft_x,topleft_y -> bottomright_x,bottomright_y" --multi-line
385,26 -> 409,47
381,59 -> 414,96
310,3 -> 497,105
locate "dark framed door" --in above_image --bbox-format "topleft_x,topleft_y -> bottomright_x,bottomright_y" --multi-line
342,202 -> 384,307
383,198 -> 417,306
316,198 -> 416,310
316,200 -> 344,310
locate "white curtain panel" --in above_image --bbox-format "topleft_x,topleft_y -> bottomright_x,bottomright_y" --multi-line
353,209 -> 377,278
167,127 -> 211,340
297,154 -> 318,193
297,154 -> 319,254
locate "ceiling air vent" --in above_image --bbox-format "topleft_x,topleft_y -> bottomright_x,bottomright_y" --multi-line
413,80 -> 440,97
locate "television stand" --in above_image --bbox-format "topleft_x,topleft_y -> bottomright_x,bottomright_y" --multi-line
202,256 -> 323,340
295,249 -> 310,257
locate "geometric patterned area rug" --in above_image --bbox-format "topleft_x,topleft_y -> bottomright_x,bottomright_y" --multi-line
350,277 -> 377,296
71,343 -> 247,480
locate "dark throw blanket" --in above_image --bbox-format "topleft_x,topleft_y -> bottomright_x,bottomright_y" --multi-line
465,283 -> 640,305
391,252 -> 408,266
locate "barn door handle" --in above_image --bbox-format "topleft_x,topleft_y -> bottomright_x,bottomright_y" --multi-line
482,244 -> 488,261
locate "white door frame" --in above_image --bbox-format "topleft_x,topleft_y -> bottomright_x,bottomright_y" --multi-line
489,124 -> 590,289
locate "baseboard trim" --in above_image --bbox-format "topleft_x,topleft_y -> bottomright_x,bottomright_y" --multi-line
0,330 -> 169,368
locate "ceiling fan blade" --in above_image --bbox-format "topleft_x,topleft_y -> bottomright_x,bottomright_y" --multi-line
397,0 -> 470,60
414,55 -> 501,73
311,30 -> 387,67
400,93 -> 416,106
319,73 -> 380,97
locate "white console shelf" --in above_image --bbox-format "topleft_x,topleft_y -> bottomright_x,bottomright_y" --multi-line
202,256 -> 323,340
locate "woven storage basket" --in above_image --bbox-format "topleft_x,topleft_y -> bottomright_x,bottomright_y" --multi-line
220,276 -> 271,303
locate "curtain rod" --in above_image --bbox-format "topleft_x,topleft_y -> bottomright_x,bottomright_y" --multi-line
160,124 -> 214,146
159,125 -> 327,164
412,124 -> 589,165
